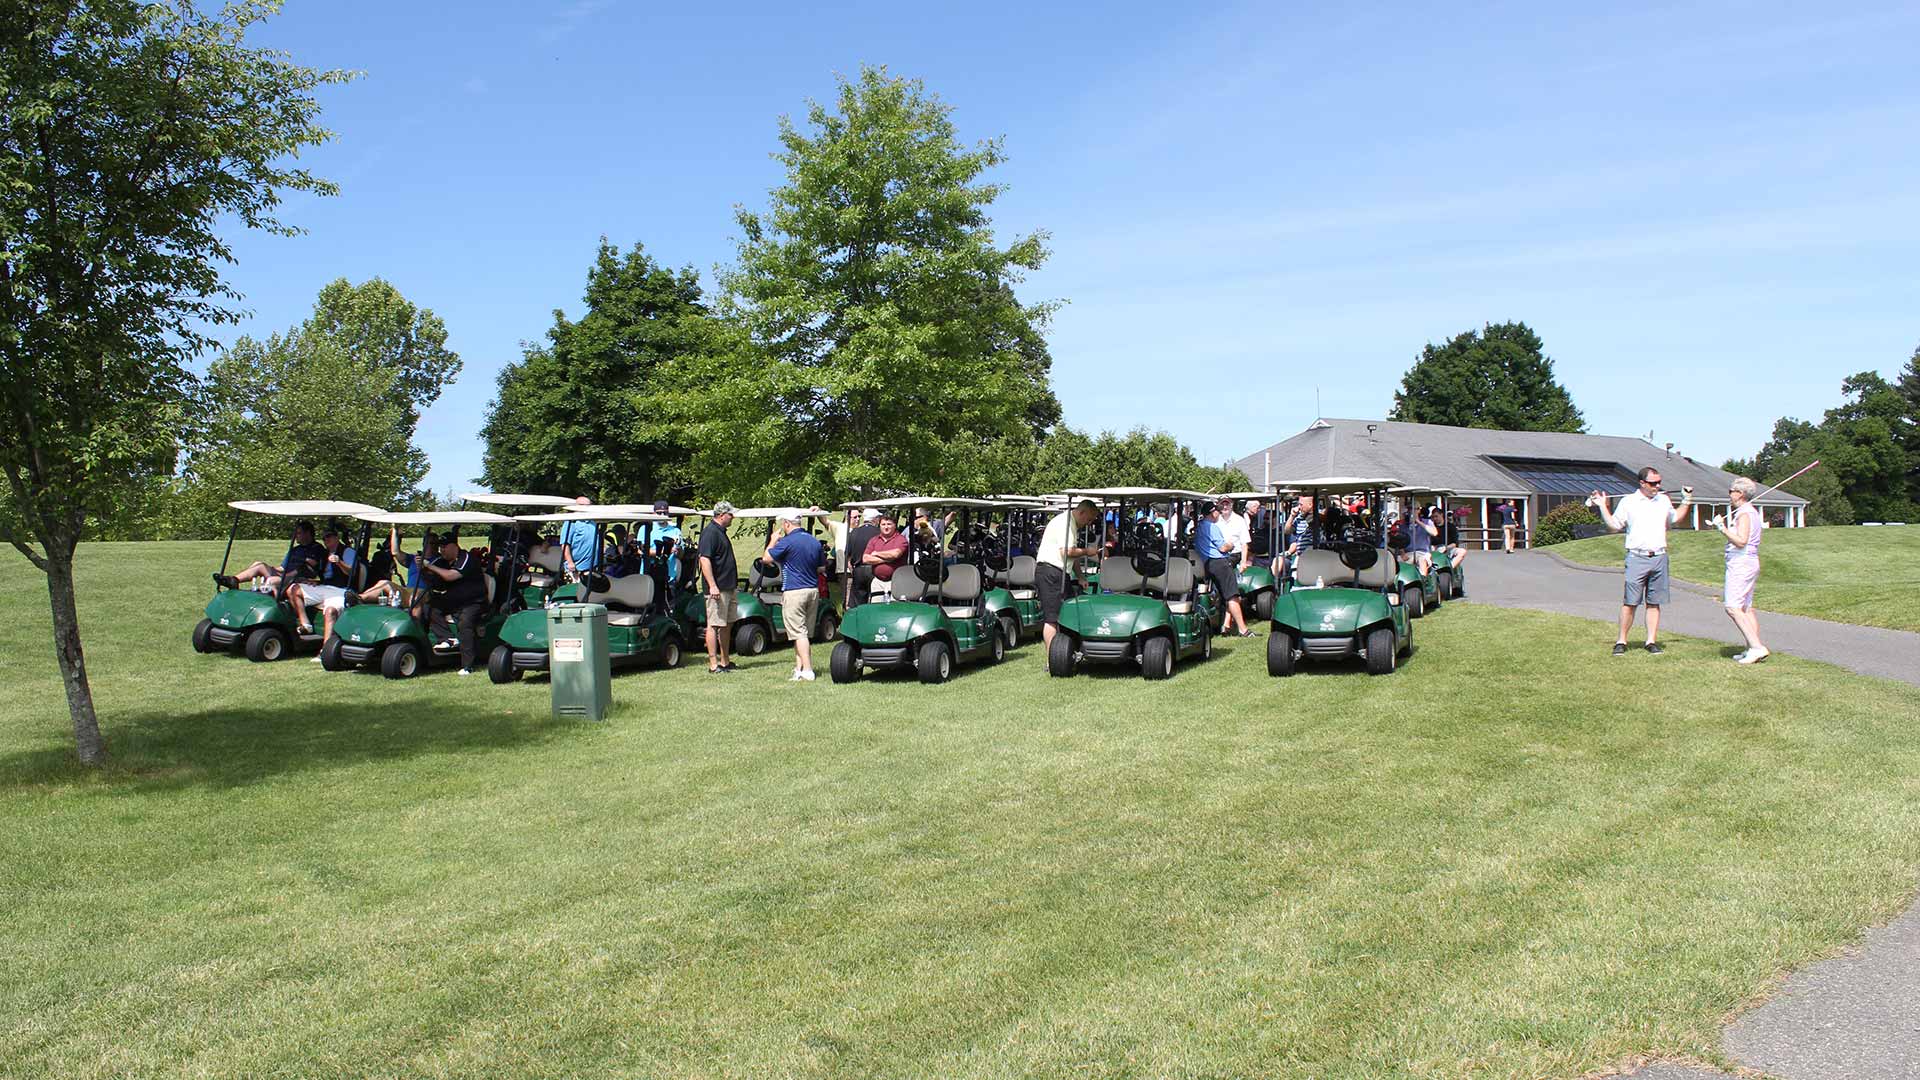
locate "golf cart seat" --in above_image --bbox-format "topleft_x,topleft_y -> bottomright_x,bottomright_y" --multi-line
523,545 -> 564,588
748,565 -> 783,607
1097,557 -> 1144,595
1004,555 -> 1037,599
1185,551 -> 1212,595
585,574 -> 655,626
1146,559 -> 1198,613
892,567 -> 928,602
939,563 -> 982,619
1291,548 -> 1396,590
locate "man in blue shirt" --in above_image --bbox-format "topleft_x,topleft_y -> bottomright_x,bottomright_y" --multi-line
647,498 -> 683,586
560,496 -> 599,577
766,509 -> 825,682
1196,496 -> 1250,637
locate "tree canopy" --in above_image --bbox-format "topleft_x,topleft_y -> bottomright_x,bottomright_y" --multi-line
1389,322 -> 1585,433
1728,365 -> 1918,525
636,65 -> 1058,505
1028,426 -> 1245,494
0,0 -> 346,763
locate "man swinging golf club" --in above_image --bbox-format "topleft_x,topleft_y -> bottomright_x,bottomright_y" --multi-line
1591,466 -> 1692,656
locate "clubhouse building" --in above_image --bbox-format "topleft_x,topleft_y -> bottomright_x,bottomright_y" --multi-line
1234,418 -> 1811,549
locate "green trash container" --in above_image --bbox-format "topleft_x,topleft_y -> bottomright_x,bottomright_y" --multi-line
548,603 -> 612,721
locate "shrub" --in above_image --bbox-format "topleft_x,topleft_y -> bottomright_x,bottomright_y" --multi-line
1535,501 -> 1601,546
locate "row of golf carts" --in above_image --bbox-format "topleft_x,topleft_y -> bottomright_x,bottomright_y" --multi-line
192,479 -> 1467,683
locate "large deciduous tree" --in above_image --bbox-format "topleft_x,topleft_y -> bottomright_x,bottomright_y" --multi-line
480,240 -> 709,502
639,66 -> 1058,505
0,0 -> 345,764
1389,321 -> 1585,433
1731,366 -> 1919,525
1028,426 -> 1240,494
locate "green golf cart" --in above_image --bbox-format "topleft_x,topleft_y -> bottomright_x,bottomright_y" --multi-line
830,497 -> 1014,683
677,507 -> 841,657
194,500 -> 385,662
320,510 -> 518,678
1388,485 -> 1461,615
1266,477 -> 1411,676
456,492 -> 582,607
1047,488 -> 1216,680
483,507 -> 687,682
980,497 -> 1049,637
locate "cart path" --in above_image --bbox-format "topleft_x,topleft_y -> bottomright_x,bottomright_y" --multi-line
1460,551 -> 1920,687
1462,553 -> 1920,1078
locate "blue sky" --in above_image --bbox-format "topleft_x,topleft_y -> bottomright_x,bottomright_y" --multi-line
224,0 -> 1920,493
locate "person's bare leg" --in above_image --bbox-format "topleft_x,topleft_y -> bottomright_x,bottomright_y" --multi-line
1645,604 -> 1661,644
1741,607 -> 1768,657
1042,621 -> 1056,648
717,623 -> 732,667
1725,605 -> 1754,651
1617,605 -> 1636,644
795,634 -> 811,675
706,624 -> 721,671
288,588 -> 311,632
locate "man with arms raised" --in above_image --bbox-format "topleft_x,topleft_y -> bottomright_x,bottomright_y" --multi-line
1036,499 -> 1101,652
1592,467 -> 1692,656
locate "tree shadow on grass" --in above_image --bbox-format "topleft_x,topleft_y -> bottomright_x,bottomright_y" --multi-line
0,697 -> 583,794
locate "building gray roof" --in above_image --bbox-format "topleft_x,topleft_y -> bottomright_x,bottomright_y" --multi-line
1233,419 -> 1807,506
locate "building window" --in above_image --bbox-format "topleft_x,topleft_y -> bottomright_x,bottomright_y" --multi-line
1492,459 -> 1639,497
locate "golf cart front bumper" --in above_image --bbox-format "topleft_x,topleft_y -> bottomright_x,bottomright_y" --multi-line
1079,637 -> 1134,663
858,645 -> 912,668
509,649 -> 549,672
338,642 -> 379,665
1299,634 -> 1358,660
206,625 -> 247,648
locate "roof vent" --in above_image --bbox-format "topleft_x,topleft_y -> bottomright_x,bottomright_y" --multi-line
1307,419 -> 1331,430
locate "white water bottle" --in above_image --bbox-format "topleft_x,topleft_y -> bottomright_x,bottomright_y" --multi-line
1315,575 -> 1324,588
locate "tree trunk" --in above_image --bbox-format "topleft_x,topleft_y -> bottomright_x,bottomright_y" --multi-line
45,551 -> 105,765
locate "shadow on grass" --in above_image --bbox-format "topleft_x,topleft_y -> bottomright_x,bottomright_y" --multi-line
0,699 -> 580,794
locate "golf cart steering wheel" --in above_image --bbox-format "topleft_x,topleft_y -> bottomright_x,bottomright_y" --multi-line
1132,519 -> 1164,548
1326,541 -> 1378,572
912,551 -> 942,584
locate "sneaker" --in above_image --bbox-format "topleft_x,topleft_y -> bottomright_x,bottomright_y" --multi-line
708,666 -> 728,675
1731,650 -> 1749,663
1738,649 -> 1770,665
788,671 -> 803,682
721,662 -> 739,672
1237,630 -> 1256,639
310,655 -> 323,663
798,670 -> 816,682
457,668 -> 474,676
344,592 -> 362,607
1645,642 -> 1664,655
297,623 -> 314,635
1612,642 -> 1627,656
213,573 -> 237,589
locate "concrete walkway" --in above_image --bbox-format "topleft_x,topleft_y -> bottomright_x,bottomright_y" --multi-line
1462,552 -> 1920,1078
1461,551 -> 1919,687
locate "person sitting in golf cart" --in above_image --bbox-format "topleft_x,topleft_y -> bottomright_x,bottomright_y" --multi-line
861,514 -> 909,596
353,525 -> 435,612
1279,496 -> 1321,581
215,519 -> 326,594
1435,507 -> 1469,569
419,533 -> 490,676
1402,505 -> 1438,575
285,527 -> 358,640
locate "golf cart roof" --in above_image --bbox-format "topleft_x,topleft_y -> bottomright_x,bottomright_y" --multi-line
359,511 -> 517,526
1063,487 -> 1212,500
515,510 -> 669,524
719,506 -> 831,519
227,499 -> 387,517
839,495 -> 936,509
1271,476 -> 1404,494
1388,485 -> 1458,497
569,503 -> 697,518
1215,491 -> 1273,500
455,492 -> 579,508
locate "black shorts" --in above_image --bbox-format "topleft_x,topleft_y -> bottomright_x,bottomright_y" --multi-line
1205,557 -> 1240,601
1035,563 -> 1068,625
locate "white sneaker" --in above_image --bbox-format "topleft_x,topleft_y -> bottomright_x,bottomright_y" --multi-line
1738,649 -> 1770,665
798,670 -> 816,682
310,656 -> 323,663
457,668 -> 473,676
788,671 -> 803,682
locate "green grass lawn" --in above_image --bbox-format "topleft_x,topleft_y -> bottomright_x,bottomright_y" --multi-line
5,542 -> 1920,1079
1550,524 -> 1920,633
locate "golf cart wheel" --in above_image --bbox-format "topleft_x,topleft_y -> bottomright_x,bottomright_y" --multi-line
660,636 -> 684,669
1047,632 -> 1077,677
1141,635 -> 1175,680
1451,573 -> 1465,599
1405,587 -> 1425,619
192,618 -> 217,654
733,621 -> 768,656
917,639 -> 952,684
1000,615 -> 1019,650
1267,631 -> 1297,677
1364,626 -> 1397,676
1200,620 -> 1213,661
830,641 -> 861,684
244,626 -> 289,663
813,612 -> 839,644
487,644 -> 520,684
1428,583 -> 1442,609
1253,590 -> 1274,621
382,641 -> 424,679
319,635 -> 347,672
989,624 -> 1006,663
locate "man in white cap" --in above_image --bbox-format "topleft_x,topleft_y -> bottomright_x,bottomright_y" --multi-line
765,509 -> 825,681
844,507 -> 881,610
698,501 -> 739,673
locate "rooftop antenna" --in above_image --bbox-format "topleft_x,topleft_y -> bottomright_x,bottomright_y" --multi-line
1315,386 -> 1322,420
1664,442 -> 1674,458
1366,423 -> 1379,438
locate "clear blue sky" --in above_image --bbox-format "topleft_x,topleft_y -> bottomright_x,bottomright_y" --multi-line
223,0 -> 1920,493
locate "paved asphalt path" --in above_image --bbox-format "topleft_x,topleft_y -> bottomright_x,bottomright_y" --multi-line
1462,551 -> 1920,1078
1460,550 -> 1919,687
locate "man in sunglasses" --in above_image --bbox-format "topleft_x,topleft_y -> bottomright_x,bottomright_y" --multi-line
1590,467 -> 1693,656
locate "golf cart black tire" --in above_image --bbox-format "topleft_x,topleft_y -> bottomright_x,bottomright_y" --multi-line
1365,626 -> 1396,675
1000,615 -> 1019,650
660,635 -> 684,669
1047,632 -> 1077,677
1405,587 -> 1425,619
1141,634 -> 1174,680
917,639 -> 952,684
1429,584 -> 1442,609
1451,573 -> 1465,599
1267,631 -> 1297,677
245,626 -> 290,663
1253,590 -> 1274,622
319,635 -> 347,672
1200,620 -> 1213,661
830,641 -> 861,683
487,644 -> 520,684
192,618 -> 217,654
733,621 -> 768,656
989,625 -> 1006,663
813,612 -> 839,644
382,641 -> 424,679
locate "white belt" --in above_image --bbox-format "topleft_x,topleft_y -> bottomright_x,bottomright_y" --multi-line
1628,548 -> 1665,557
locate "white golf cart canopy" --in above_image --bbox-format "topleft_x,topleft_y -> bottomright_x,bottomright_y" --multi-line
455,492 -> 579,508
359,511 -> 517,526
1388,485 -> 1457,498
719,506 -> 831,520
514,510 -> 669,524
1063,487 -> 1213,500
1215,491 -> 1275,501
1270,477 -> 1404,495
564,502 -> 699,517
227,500 -> 387,517
838,495 -> 937,510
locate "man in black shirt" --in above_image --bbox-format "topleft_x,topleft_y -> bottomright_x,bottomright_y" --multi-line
843,508 -> 880,610
217,520 -> 325,597
420,533 -> 489,675
698,501 -> 739,673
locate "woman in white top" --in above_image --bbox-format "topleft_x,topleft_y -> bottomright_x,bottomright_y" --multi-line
1715,476 -> 1768,664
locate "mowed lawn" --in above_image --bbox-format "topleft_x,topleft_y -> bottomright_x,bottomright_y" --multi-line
1552,524 -> 1920,632
5,543 -> 1920,1079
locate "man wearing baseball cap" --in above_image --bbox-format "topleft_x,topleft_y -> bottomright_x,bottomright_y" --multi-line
698,502 -> 739,673
1198,496 -> 1252,638
765,509 -> 825,681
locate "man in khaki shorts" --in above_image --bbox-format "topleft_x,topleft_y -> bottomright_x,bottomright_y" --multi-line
765,509 -> 825,682
698,501 -> 739,674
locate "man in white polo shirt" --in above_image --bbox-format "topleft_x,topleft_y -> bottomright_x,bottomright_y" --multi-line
1036,499 -> 1102,652
1591,466 -> 1693,656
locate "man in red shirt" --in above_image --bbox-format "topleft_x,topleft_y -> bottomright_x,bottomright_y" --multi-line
860,515 -> 908,597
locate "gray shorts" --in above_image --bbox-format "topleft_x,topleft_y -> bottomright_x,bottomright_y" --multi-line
1624,551 -> 1670,607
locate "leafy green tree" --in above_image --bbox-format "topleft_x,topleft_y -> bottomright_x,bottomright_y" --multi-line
1740,373 -> 1915,525
480,240 -> 710,502
0,0 -> 345,764
639,66 -> 1057,505
1895,345 -> 1920,505
1389,322 -> 1585,432
1027,426 -> 1236,493
302,277 -> 460,430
